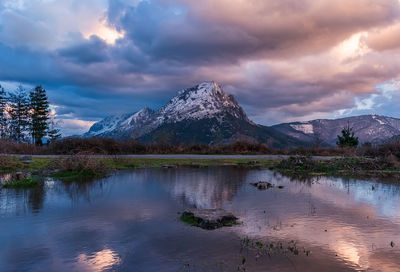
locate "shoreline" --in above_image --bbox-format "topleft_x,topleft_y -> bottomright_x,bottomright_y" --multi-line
1,155 -> 400,188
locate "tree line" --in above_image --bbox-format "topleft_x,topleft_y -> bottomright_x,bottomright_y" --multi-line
0,84 -> 60,145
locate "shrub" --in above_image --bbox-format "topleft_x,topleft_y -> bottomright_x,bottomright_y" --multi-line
336,124 -> 359,148
50,152 -> 107,179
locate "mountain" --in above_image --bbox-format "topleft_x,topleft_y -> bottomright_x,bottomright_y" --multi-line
272,115 -> 400,146
84,107 -> 154,137
84,81 -> 303,148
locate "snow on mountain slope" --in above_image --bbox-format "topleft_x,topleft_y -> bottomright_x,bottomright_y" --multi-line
84,113 -> 134,137
119,107 -> 154,130
153,81 -> 249,125
372,115 -> 386,125
84,107 -> 154,137
290,123 -> 314,134
127,81 -> 253,138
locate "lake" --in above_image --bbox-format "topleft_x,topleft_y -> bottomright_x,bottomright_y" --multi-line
1,167 -> 400,271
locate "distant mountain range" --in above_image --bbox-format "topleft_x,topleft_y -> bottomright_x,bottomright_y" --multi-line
272,115 -> 400,146
84,81 -> 400,147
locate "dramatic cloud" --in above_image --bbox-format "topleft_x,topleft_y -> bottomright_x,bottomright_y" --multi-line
58,35 -> 110,64
1,0 -> 400,135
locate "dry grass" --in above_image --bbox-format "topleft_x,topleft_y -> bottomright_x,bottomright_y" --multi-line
277,155 -> 399,175
0,155 -> 24,170
50,152 -> 107,179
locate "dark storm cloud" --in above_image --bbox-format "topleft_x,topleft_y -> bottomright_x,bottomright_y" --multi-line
0,44 -> 55,83
58,35 -> 110,64
115,1 -> 255,64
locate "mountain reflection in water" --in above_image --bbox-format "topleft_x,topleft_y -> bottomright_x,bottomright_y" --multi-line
158,167 -> 247,209
1,167 -> 400,271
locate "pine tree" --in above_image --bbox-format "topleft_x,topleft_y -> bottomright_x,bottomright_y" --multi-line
47,118 -> 61,144
29,86 -> 50,145
336,122 -> 359,147
0,85 -> 8,138
8,86 -> 30,142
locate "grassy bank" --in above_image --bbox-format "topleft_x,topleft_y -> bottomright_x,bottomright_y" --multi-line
103,158 -> 276,169
1,155 -> 400,182
271,156 -> 400,178
22,157 -> 276,171
3,178 -> 39,189
0,156 -> 277,181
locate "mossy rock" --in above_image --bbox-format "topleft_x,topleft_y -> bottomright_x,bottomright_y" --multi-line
180,209 -> 238,230
250,181 -> 274,190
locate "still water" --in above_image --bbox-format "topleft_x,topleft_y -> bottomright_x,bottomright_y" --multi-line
1,167 -> 400,271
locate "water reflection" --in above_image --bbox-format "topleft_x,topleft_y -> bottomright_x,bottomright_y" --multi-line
28,182 -> 46,213
158,167 -> 248,209
0,167 -> 400,271
75,248 -> 121,271
232,173 -> 400,270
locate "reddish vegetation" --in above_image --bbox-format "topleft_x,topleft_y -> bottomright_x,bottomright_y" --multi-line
0,138 -> 399,161
0,138 -> 273,155
0,140 -> 40,154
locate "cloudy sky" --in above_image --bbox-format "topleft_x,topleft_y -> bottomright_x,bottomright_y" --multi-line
1,0 -> 400,135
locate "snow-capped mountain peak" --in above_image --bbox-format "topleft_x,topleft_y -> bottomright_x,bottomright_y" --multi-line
156,81 -> 249,123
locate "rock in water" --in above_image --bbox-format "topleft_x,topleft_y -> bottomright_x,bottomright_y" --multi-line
162,165 -> 177,168
250,181 -> 274,190
180,209 -> 238,230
